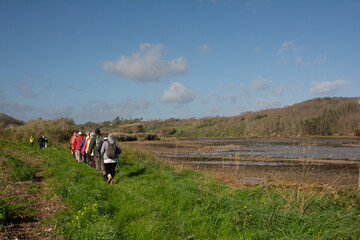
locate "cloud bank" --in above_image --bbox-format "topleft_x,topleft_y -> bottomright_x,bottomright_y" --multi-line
309,80 -> 351,95
103,44 -> 188,81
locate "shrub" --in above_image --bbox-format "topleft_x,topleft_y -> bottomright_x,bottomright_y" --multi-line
0,117 -> 77,143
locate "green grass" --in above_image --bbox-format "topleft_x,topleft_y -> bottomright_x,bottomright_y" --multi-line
1,140 -> 360,239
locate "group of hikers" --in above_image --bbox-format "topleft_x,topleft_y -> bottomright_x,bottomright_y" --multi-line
69,128 -> 122,184
29,135 -> 48,149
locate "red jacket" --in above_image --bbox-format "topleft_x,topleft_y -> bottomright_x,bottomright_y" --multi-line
73,135 -> 84,150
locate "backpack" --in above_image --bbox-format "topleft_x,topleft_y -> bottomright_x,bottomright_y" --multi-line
106,142 -> 117,158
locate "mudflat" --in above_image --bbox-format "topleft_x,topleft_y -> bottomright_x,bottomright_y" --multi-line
127,137 -> 360,188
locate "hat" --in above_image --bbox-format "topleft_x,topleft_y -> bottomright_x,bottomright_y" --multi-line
108,133 -> 115,144
78,131 -> 82,135
95,128 -> 100,135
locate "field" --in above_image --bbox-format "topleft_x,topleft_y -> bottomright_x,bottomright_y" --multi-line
1,140 -> 360,239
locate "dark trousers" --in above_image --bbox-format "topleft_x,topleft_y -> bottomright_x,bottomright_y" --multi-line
86,154 -> 91,166
82,153 -> 87,164
104,162 -> 117,178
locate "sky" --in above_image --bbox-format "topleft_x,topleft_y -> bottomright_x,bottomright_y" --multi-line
0,0 -> 359,124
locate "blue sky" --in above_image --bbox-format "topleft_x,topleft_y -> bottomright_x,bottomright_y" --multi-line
1,0 -> 359,124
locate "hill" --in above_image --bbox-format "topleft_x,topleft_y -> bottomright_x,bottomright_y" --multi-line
141,97 -> 360,138
0,113 -> 24,129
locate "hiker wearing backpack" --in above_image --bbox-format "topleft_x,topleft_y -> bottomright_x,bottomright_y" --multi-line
88,128 -> 102,170
97,133 -> 108,178
100,133 -> 122,184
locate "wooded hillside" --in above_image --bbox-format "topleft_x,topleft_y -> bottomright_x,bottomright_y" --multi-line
144,97 -> 360,137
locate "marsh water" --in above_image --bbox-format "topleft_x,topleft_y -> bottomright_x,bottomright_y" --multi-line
133,138 -> 360,187
160,138 -> 360,161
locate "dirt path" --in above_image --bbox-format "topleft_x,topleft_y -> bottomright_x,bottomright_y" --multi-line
0,148 -> 66,239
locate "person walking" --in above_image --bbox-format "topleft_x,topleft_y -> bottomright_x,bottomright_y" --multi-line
83,132 -> 94,165
97,133 -> 108,178
100,133 -> 121,184
88,128 -> 102,171
73,132 -> 84,162
29,136 -> 34,146
44,136 -> 48,148
37,136 -> 45,149
70,132 -> 77,157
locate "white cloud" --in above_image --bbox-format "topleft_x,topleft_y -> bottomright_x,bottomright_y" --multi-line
278,41 -> 298,54
15,83 -> 37,98
309,80 -> 351,95
103,43 -> 188,81
251,77 -> 273,91
200,44 -> 210,55
159,82 -> 196,106
256,98 -> 282,109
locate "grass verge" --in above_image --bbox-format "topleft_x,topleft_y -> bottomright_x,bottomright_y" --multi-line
1,140 -> 360,239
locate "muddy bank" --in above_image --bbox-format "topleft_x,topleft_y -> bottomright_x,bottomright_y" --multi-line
127,138 -> 360,188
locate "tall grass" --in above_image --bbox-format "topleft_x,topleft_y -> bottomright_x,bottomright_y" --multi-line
1,141 -> 360,239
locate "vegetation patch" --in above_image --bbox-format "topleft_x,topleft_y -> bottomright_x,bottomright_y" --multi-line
1,140 -> 360,239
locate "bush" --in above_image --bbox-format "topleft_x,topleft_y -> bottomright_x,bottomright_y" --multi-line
0,117 -> 77,143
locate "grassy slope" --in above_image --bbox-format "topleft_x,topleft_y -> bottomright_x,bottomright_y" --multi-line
1,141 -> 360,239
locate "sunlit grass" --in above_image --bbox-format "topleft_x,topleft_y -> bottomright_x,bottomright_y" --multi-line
1,140 -> 360,239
